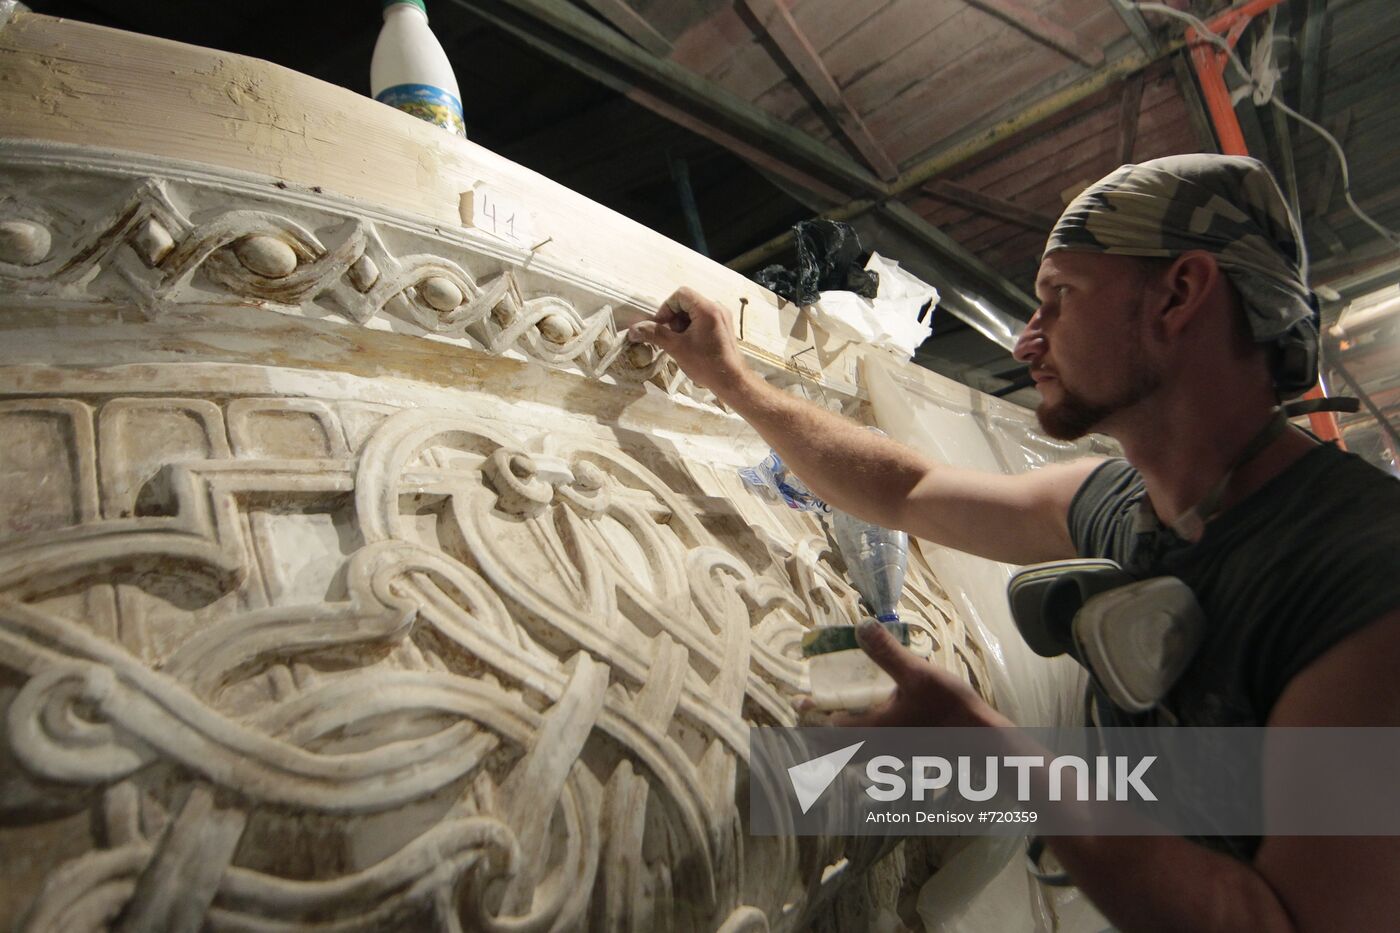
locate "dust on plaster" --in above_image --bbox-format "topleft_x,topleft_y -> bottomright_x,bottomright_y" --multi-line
188,57 -> 351,186
0,299 -> 803,465
192,58 -> 460,227
0,46 -> 92,133
246,357 -> 779,472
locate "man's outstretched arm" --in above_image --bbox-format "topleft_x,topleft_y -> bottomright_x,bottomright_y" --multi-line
628,288 -> 1098,565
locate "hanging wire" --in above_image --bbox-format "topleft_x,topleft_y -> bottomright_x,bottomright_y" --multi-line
1121,0 -> 1400,271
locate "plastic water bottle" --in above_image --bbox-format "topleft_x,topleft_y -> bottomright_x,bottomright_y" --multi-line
831,509 -> 908,623
371,0 -> 467,138
803,510 -> 916,710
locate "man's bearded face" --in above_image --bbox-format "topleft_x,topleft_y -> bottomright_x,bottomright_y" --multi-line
1022,254 -> 1166,441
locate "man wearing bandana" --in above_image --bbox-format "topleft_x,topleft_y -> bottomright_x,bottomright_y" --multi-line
629,155 -> 1400,931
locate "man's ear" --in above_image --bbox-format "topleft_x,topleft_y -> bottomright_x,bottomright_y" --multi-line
1156,251 -> 1222,338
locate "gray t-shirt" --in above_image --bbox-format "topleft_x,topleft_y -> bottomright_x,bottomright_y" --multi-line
1068,442 -> 1400,729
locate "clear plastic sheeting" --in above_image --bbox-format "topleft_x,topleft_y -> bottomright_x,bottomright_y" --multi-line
942,286 -> 1026,353
863,353 -> 1112,933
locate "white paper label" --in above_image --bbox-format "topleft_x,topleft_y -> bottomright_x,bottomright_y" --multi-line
459,185 -> 535,245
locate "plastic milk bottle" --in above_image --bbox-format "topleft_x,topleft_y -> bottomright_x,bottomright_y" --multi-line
371,0 -> 467,137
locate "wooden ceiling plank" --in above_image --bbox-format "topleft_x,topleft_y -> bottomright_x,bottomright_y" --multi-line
576,0 -> 673,58
961,0 -> 1105,68
860,7 -> 1037,142
818,0 -> 971,117
1297,0 -> 1329,123
958,116 -> 1190,245
1118,72 -> 1144,163
1170,52 -> 1219,153
747,0 -> 910,112
739,0 -> 901,180
452,0 -> 1037,308
1312,107 -> 1353,221
922,180 -> 1058,231
871,32 -> 1150,163
923,114 -> 1195,251
454,0 -> 856,204
949,74 -> 1180,197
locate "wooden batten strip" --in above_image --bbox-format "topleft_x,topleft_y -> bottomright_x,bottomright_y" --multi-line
576,0 -> 673,58
921,180 -> 1058,232
962,0 -> 1106,68
1118,73 -> 1145,163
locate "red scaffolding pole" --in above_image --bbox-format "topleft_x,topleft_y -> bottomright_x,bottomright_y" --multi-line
1186,0 -> 1344,444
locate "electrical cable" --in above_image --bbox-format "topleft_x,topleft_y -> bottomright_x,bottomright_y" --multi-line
1120,0 -> 1400,276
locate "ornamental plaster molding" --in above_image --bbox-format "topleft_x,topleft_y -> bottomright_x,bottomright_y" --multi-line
0,145 -> 685,396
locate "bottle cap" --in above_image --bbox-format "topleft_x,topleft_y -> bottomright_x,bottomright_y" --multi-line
383,0 -> 427,13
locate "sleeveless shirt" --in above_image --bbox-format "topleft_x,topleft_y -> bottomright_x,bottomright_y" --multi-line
1068,442 -> 1400,730
1066,443 -> 1400,860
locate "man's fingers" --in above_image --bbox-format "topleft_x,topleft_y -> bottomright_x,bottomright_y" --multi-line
627,320 -> 673,348
663,287 -> 703,316
855,620 -> 923,686
664,288 -> 722,331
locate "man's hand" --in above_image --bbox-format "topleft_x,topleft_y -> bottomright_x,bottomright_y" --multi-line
824,620 -> 1011,729
626,288 -> 753,393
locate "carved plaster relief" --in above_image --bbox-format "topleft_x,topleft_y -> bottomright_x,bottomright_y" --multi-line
0,378 -> 995,931
0,138 -> 998,931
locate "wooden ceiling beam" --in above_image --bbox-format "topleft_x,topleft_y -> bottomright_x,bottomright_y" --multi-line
738,0 -> 900,180
1111,0 -> 1161,56
962,0 -> 1105,68
921,180 -> 1057,231
575,0 -> 673,58
1118,73 -> 1144,163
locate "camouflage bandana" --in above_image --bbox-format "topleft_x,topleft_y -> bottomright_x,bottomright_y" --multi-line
1044,155 -> 1311,342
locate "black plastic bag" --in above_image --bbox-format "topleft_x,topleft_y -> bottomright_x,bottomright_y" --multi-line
755,219 -> 879,306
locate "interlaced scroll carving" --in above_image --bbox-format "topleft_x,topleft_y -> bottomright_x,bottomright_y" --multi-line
0,159 -> 679,394
0,393 -> 995,932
